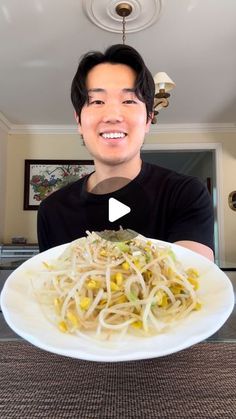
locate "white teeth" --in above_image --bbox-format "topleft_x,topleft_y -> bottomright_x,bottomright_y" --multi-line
101,132 -> 126,139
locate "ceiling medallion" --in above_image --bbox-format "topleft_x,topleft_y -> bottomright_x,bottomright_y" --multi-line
82,0 -> 164,33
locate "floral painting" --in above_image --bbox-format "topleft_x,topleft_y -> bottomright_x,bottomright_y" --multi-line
24,160 -> 94,210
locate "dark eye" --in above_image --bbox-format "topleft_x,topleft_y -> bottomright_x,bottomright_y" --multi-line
123,99 -> 137,104
89,100 -> 104,105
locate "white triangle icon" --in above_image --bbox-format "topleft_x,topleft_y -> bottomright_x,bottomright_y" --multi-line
108,198 -> 131,222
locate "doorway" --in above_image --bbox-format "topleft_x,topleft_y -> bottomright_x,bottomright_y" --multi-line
141,147 -> 221,262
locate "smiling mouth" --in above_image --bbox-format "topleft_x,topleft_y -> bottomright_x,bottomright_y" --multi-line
100,132 -> 127,139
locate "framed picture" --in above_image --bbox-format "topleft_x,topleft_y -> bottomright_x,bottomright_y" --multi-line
24,159 -> 94,210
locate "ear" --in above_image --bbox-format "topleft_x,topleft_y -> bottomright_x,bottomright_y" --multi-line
145,112 -> 154,133
74,112 -> 82,134
74,111 -> 79,124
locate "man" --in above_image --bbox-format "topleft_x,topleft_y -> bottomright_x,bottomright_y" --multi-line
37,44 -> 214,261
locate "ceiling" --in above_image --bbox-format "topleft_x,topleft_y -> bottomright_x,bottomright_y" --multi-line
0,0 -> 236,129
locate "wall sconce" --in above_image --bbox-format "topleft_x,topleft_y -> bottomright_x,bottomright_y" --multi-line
152,72 -> 176,124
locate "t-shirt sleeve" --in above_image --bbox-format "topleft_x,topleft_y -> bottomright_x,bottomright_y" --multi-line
167,177 -> 214,251
37,201 -> 50,252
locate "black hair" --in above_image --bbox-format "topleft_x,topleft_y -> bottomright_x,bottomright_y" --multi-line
71,44 -> 155,123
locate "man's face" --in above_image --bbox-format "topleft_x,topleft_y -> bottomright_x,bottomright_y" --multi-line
77,63 -> 151,167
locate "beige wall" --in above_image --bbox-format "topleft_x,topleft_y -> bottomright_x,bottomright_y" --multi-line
0,126 -> 7,242
4,130 -> 236,263
4,133 -> 91,244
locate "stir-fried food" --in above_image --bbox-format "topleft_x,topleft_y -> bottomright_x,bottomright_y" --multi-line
31,232 -> 201,340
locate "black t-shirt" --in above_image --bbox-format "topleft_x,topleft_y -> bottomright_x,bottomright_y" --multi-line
37,161 -> 214,252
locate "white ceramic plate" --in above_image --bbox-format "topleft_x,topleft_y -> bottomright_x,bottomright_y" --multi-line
1,240 -> 234,362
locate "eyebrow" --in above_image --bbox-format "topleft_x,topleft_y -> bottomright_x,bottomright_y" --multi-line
87,88 -> 105,93
87,88 -> 136,93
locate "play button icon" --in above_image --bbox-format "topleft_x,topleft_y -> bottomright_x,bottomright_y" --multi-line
108,198 -> 131,222
87,175 -> 150,242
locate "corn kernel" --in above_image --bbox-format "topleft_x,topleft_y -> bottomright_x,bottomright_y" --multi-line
100,249 -> 107,256
66,311 -> 79,327
54,297 -> 62,314
156,290 -> 163,304
187,268 -> 199,278
115,272 -> 123,285
87,279 -> 97,289
194,302 -> 202,310
58,320 -> 68,333
161,294 -> 168,308
131,320 -> 142,329
170,285 -> 182,295
134,260 -> 141,268
111,281 -> 120,291
188,277 -> 199,290
156,291 -> 169,307
80,297 -> 91,310
122,262 -> 130,270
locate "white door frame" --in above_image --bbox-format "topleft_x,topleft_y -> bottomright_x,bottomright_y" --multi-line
142,142 -> 224,263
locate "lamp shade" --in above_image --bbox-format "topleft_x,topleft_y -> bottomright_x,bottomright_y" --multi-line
154,72 -> 176,93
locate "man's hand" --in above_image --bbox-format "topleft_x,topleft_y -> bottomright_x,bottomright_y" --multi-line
175,240 -> 214,262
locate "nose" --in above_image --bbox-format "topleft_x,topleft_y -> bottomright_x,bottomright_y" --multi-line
102,104 -> 124,123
